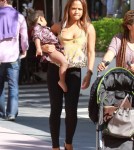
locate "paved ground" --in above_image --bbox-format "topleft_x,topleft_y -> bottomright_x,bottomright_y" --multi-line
0,83 -> 96,150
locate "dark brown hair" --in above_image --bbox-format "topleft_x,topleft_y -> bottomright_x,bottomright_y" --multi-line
117,10 -> 134,67
27,9 -> 44,27
6,0 -> 13,5
61,0 -> 91,31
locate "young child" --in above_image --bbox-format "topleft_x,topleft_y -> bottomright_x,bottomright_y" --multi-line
27,9 -> 68,92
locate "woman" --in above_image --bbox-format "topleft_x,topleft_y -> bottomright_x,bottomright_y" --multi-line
98,10 -> 134,73
42,0 -> 96,149
98,10 -> 134,150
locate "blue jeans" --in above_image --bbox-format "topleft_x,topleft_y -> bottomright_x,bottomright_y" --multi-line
0,59 -> 20,118
106,0 -> 114,15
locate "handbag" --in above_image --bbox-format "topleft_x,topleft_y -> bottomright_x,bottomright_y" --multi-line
106,94 -> 134,138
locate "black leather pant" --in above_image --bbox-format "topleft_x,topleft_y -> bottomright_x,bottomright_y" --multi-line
47,63 -> 81,148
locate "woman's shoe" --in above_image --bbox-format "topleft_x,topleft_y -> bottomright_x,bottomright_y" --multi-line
64,143 -> 73,150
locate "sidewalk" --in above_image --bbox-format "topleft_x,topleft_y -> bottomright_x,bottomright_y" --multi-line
0,107 -> 52,150
0,126 -> 51,150
0,84 -> 96,150
0,109 -> 96,150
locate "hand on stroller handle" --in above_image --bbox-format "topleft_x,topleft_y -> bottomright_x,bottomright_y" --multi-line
97,61 -> 110,77
127,61 -> 131,67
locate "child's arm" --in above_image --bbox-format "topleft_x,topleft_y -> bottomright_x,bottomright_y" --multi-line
35,38 -> 42,56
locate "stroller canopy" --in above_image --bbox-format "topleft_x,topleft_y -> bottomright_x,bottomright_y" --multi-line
97,67 -> 134,106
89,67 -> 134,123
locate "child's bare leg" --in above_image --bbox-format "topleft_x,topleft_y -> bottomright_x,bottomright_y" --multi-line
49,50 -> 68,92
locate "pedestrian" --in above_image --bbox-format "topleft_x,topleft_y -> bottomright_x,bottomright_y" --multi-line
27,9 -> 68,92
42,0 -> 96,149
98,10 -> 134,74
0,0 -> 29,121
101,0 -> 114,17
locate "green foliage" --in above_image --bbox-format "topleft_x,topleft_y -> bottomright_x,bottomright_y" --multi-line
92,18 -> 123,52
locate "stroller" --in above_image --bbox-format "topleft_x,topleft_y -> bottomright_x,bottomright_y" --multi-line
88,67 -> 134,150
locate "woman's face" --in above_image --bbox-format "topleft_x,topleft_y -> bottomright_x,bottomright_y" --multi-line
69,0 -> 83,21
127,24 -> 134,32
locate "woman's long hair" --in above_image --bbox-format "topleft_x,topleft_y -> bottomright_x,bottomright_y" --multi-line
61,0 -> 91,32
116,10 -> 134,67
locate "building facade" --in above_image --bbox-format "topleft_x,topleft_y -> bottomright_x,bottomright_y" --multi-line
14,0 -> 133,24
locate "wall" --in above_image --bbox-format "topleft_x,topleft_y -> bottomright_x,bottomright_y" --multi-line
52,0 -> 60,22
130,0 -> 134,9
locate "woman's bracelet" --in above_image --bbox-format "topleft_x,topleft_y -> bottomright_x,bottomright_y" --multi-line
102,60 -> 107,64
87,69 -> 93,76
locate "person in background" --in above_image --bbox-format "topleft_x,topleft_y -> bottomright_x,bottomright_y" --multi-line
0,0 -> 29,121
27,9 -> 68,92
42,0 -> 96,149
101,0 -> 114,17
106,0 -> 114,17
98,10 -> 134,73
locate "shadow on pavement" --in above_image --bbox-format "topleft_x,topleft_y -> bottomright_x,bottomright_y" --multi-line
16,116 -> 50,134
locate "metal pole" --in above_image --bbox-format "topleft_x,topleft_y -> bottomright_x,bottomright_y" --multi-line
44,0 -> 47,18
59,0 -> 62,21
52,0 -> 55,23
16,0 -> 19,11
130,0 -> 134,9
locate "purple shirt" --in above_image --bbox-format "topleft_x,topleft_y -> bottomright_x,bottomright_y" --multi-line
32,24 -> 63,51
108,34 -> 134,67
0,6 -> 18,40
0,7 -> 29,63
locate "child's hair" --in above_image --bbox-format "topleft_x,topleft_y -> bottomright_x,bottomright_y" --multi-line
7,0 -> 13,5
27,8 -> 44,27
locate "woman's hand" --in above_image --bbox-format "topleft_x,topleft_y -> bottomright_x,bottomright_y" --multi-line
41,44 -> 56,53
81,71 -> 92,89
97,61 -> 107,72
128,63 -> 134,73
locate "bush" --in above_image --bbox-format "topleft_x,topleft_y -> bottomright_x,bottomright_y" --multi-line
92,18 -> 123,52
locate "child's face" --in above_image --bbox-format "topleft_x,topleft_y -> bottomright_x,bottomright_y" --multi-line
37,16 -> 47,26
35,10 -> 47,26
41,16 -> 47,26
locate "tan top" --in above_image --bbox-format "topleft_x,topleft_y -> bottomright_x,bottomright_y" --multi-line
58,29 -> 87,68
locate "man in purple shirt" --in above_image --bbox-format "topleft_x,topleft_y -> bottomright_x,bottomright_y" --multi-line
0,0 -> 29,121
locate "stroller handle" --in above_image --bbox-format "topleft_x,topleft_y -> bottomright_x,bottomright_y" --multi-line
105,61 -> 110,67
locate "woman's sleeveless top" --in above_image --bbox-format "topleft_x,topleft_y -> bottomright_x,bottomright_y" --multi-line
58,29 -> 87,68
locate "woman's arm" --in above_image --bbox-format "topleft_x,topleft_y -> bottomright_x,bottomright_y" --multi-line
86,23 -> 96,73
98,34 -> 120,71
81,23 -> 96,89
